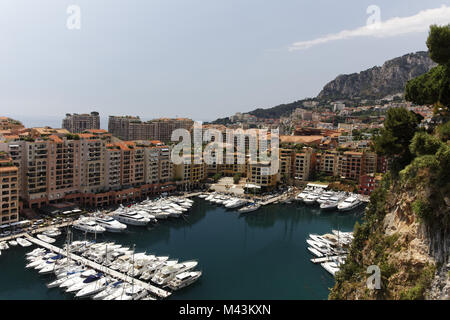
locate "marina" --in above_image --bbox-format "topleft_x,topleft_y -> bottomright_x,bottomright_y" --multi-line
0,196 -> 363,300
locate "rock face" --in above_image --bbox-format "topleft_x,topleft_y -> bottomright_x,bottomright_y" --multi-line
317,51 -> 437,101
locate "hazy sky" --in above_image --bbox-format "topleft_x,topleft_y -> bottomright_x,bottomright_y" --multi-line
1,0 -> 449,128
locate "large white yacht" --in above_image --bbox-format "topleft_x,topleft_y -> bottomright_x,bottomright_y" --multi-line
151,260 -> 198,286
238,203 -> 261,214
337,195 -> 362,212
73,218 -> 106,234
167,271 -> 202,290
94,216 -> 127,233
112,211 -> 150,226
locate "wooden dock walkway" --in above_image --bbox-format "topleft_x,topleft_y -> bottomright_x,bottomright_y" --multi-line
23,234 -> 171,299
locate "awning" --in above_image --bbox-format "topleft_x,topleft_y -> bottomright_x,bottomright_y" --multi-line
307,183 -> 328,188
244,184 -> 261,189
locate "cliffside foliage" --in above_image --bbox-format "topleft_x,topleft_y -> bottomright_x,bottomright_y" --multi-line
406,25 -> 450,118
330,26 -> 450,300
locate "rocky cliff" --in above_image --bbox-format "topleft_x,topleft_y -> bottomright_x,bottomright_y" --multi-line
329,162 -> 450,300
318,51 -> 437,101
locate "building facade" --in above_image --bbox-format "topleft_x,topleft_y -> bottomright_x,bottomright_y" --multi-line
62,112 -> 100,133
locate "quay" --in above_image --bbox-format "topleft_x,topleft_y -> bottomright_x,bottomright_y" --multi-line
0,221 -> 74,242
23,234 -> 172,299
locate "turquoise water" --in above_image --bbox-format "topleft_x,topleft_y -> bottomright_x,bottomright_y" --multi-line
0,199 -> 363,300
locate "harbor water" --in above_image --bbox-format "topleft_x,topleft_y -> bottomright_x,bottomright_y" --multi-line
0,199 -> 363,300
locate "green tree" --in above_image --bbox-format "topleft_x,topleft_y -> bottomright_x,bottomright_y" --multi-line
405,25 -> 450,117
374,107 -> 421,171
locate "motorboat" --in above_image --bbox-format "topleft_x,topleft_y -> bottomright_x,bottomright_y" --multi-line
42,228 -> 61,237
75,277 -> 111,298
167,271 -> 202,290
112,211 -> 150,226
0,241 -> 9,250
320,194 -> 346,211
115,285 -> 146,300
151,260 -> 198,286
8,240 -> 18,246
92,281 -> 124,300
16,238 -> 32,247
59,269 -> 97,288
66,273 -> 104,293
303,192 -> 322,205
47,270 -> 84,288
316,191 -> 336,204
73,218 -> 106,234
94,216 -> 127,233
238,203 -> 261,214
307,247 -> 323,258
36,234 -> 56,244
337,196 -> 362,212
225,199 -> 247,209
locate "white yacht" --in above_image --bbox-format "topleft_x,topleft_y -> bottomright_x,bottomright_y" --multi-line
0,241 -> 9,250
73,218 -> 106,234
36,234 -> 56,244
238,203 -> 261,214
167,271 -> 202,290
60,269 -> 97,288
115,285 -> 145,300
94,216 -> 127,233
303,192 -> 322,205
225,199 -> 247,209
112,211 -> 150,226
75,277 -> 110,298
337,196 -> 362,212
16,238 -> 32,247
151,260 -> 198,286
316,191 -> 336,204
92,281 -> 124,300
8,240 -> 18,246
66,272 -> 104,293
320,193 -> 346,211
42,228 -> 61,237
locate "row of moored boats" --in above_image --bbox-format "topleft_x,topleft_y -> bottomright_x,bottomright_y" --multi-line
199,193 -> 261,214
72,197 -> 195,234
24,240 -> 202,299
296,187 -> 364,211
306,230 -> 353,276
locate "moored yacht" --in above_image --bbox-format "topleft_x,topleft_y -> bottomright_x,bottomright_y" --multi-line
94,216 -> 127,233
167,271 -> 202,290
73,218 -> 106,234
151,260 -> 198,286
112,211 -> 150,226
238,203 -> 261,214
337,195 -> 362,212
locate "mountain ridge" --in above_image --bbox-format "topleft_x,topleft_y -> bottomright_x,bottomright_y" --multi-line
210,51 -> 436,123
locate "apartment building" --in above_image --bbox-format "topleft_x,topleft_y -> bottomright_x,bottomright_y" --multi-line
62,112 -> 100,133
173,154 -> 207,189
108,116 -> 155,141
108,116 -> 194,142
316,151 -> 339,176
293,148 -> 316,181
246,161 -> 278,191
0,152 -> 19,225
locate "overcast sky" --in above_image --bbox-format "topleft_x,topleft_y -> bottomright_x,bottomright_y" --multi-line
1,0 -> 449,128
